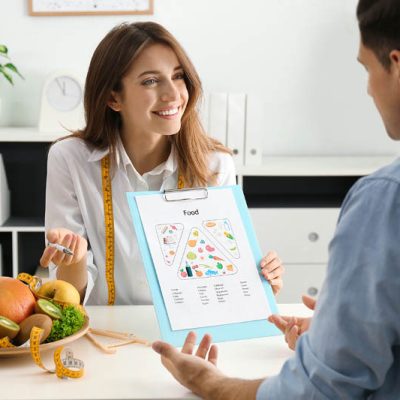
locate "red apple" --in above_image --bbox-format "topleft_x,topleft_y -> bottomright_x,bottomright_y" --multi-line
0,277 -> 36,324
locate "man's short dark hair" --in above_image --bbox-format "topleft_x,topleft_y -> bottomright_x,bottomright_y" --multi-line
357,0 -> 400,70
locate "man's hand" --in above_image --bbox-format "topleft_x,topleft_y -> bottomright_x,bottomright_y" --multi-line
260,250 -> 284,295
268,295 -> 316,350
152,331 -> 223,398
152,332 -> 264,400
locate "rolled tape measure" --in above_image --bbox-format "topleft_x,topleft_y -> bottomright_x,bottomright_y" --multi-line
30,327 -> 84,379
0,320 -> 85,379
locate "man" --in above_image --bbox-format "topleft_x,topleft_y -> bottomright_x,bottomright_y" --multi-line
152,0 -> 400,398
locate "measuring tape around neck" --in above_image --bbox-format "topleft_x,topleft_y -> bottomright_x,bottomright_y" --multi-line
177,173 -> 185,190
101,154 -> 185,305
101,155 -> 116,305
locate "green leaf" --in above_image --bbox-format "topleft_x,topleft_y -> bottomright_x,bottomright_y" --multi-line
0,45 -> 8,55
4,63 -> 17,73
0,65 -> 14,85
0,46 -> 23,84
4,63 -> 24,79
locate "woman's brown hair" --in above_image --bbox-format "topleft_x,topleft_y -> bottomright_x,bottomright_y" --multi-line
74,21 -> 231,187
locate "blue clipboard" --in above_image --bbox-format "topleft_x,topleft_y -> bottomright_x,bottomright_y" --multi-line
127,185 -> 280,346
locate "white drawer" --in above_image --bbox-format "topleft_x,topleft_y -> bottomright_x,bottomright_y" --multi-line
276,263 -> 327,303
249,208 -> 339,263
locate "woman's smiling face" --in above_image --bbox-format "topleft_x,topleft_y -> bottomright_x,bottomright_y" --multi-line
110,43 -> 189,139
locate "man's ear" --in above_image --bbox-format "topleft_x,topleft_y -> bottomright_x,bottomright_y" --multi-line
389,50 -> 400,81
108,91 -> 122,112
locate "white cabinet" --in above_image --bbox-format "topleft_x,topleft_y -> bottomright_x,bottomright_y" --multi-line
250,208 -> 339,263
250,208 -> 340,302
279,263 -> 328,302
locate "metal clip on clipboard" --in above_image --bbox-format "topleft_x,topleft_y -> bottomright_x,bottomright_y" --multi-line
163,187 -> 208,202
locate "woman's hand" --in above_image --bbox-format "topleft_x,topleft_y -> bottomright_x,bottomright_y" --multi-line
260,250 -> 284,295
40,228 -> 87,269
39,228 -> 88,298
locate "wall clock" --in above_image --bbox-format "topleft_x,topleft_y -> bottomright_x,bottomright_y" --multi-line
39,71 -> 85,133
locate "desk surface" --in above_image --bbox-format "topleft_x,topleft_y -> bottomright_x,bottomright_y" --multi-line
1,304 -> 311,400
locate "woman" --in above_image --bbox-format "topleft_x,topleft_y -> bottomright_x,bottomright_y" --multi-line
39,22 -> 283,305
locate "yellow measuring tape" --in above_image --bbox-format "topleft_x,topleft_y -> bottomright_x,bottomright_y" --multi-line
17,272 -> 41,292
101,155 -> 116,305
0,329 -> 84,378
0,337 -> 14,347
101,154 -> 185,305
177,173 -> 185,190
30,327 -> 84,379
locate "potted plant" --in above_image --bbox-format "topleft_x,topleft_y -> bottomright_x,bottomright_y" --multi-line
0,44 -> 24,85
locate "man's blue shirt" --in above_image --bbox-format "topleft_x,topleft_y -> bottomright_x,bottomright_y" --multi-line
258,159 -> 400,399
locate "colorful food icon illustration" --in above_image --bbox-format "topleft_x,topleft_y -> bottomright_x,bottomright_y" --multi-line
156,223 -> 184,265
179,227 -> 237,279
202,219 -> 240,258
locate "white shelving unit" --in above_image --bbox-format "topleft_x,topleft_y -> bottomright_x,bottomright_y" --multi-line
0,127 -> 63,277
0,127 -> 398,301
0,219 -> 45,277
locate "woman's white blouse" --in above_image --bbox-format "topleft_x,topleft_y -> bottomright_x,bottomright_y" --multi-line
46,137 -> 236,305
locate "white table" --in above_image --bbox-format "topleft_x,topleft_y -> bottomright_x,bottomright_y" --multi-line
1,304 -> 312,399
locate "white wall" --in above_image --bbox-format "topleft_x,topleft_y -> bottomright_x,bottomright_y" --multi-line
1,0 -> 399,156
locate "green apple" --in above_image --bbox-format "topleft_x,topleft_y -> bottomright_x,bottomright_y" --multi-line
37,280 -> 80,305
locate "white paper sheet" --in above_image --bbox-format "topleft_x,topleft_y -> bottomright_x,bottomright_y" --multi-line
135,188 -> 271,331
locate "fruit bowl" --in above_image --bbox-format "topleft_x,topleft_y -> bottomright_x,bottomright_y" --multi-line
0,317 -> 89,357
